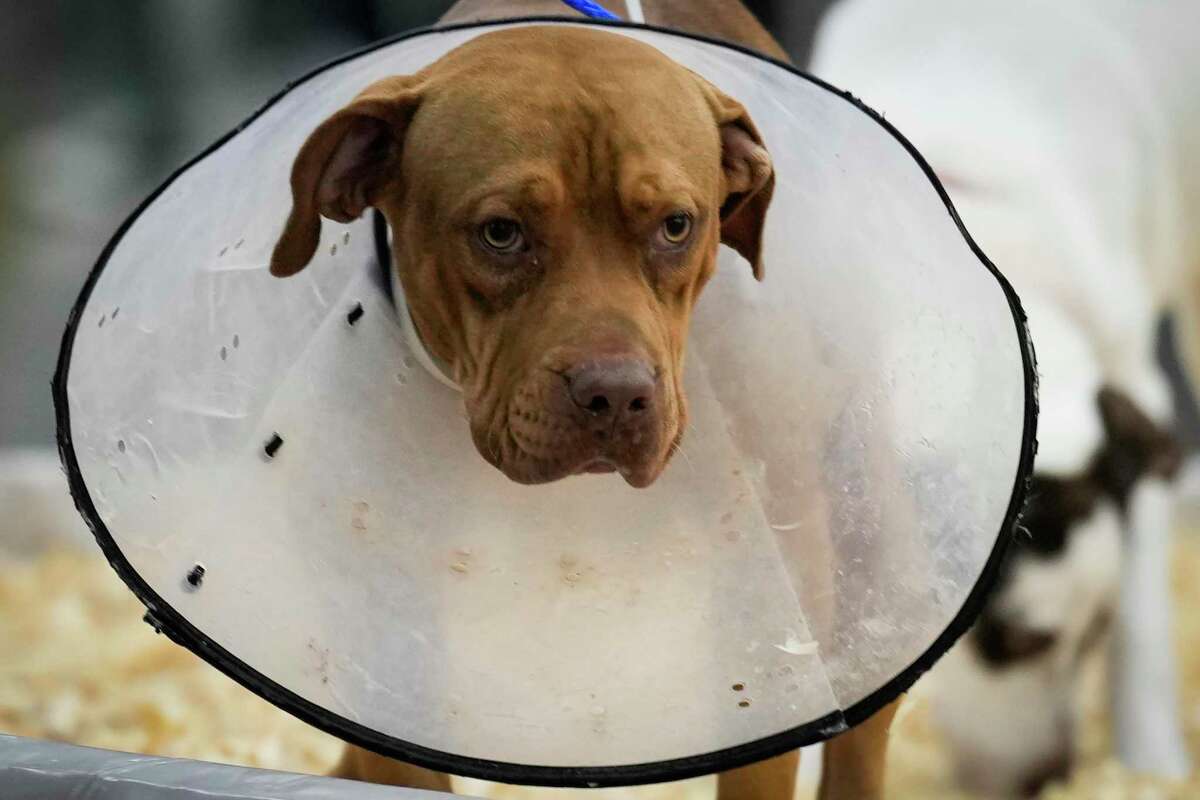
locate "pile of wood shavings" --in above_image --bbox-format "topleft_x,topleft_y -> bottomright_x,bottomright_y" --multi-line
0,549 -> 343,772
2,535 -> 1198,799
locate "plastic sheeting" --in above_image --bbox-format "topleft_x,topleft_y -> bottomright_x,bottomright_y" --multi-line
0,734 -> 449,799
55,18 -> 1035,787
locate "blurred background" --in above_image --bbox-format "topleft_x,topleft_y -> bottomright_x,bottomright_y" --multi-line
1,2 -> 1197,799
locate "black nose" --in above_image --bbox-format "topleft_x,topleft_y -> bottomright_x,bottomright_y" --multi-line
565,358 -> 657,416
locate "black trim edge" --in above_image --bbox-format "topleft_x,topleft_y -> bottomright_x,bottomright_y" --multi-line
53,16 -> 1038,788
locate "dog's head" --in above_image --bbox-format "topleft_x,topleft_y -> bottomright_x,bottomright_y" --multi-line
271,27 -> 774,487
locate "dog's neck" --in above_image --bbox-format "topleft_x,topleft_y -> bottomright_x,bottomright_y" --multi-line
395,286 -> 461,392
375,225 -> 461,392
374,209 -> 463,391
438,0 -> 790,63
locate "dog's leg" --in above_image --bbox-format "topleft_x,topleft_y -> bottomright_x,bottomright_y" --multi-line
716,749 -> 800,800
331,745 -> 454,792
816,697 -> 902,800
1110,478 -> 1192,778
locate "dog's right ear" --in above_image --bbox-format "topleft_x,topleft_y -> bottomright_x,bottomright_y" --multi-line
271,76 -> 424,277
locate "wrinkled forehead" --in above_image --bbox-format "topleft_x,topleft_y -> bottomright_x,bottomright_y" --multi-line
403,28 -> 722,208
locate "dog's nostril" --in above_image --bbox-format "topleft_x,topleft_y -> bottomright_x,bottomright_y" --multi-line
565,358 -> 657,417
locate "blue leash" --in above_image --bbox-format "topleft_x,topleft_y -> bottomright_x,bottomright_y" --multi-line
559,0 -> 620,21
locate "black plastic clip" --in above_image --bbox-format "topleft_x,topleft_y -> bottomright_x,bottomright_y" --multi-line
185,563 -> 206,588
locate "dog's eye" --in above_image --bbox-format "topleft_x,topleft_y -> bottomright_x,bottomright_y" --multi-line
658,212 -> 693,246
479,218 -> 525,254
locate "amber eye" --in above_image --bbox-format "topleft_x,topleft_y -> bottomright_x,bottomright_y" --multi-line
660,212 -> 693,245
479,218 -> 525,253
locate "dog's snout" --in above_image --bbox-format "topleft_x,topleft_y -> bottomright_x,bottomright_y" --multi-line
565,359 -> 656,416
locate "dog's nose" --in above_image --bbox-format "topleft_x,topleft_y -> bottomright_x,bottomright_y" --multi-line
565,359 -> 656,416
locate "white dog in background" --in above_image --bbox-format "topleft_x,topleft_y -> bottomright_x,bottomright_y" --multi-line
812,0 -> 1199,794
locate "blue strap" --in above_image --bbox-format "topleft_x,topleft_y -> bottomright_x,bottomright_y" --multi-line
560,0 -> 620,21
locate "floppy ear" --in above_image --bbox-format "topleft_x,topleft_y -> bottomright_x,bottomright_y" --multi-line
1094,386 -> 1182,503
704,88 -> 775,280
271,76 -> 423,277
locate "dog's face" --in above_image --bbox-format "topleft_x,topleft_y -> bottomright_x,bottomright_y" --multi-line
271,27 -> 774,487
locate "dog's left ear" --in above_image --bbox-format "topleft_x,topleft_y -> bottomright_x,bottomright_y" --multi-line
271,75 -> 424,277
701,85 -> 775,280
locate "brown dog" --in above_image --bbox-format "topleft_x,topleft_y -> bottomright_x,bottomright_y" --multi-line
271,2 -> 899,798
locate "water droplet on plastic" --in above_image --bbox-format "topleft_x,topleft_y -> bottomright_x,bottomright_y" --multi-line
233,334 -> 240,348
330,243 -> 338,256
402,355 -> 416,369
234,238 -> 244,250
589,705 -> 606,716
117,439 -> 126,453
98,315 -> 106,328
343,232 -> 351,245
111,307 -> 120,319
220,346 -> 227,361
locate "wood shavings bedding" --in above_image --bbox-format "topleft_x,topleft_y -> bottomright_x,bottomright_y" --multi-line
0,549 -> 343,772
2,536 -> 1198,799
